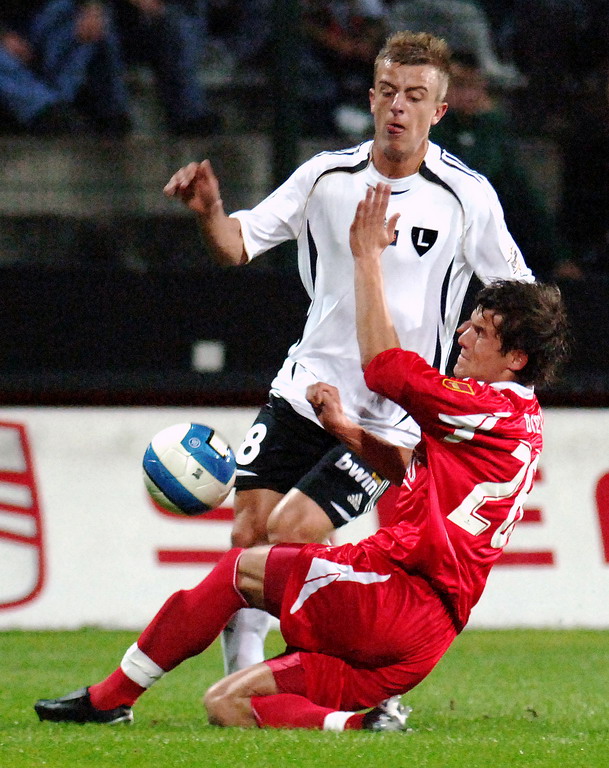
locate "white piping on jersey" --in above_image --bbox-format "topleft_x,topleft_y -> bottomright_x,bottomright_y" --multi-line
439,411 -> 511,443
316,142 -> 368,158
439,149 -> 486,183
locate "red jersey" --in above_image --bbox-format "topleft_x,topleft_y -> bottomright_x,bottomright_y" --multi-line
360,348 -> 543,630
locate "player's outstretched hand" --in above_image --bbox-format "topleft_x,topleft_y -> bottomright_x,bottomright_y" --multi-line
164,159 -> 222,217
306,382 -> 351,438
349,182 -> 400,263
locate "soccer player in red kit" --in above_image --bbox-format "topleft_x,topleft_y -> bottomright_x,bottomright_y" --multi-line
35,184 -> 569,731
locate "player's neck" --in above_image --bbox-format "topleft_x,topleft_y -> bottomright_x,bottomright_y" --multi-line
371,140 -> 428,179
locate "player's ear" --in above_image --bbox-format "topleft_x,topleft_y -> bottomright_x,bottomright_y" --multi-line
507,349 -> 528,373
431,101 -> 448,125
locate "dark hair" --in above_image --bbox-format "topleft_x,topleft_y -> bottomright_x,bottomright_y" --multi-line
475,280 -> 570,388
374,31 -> 452,98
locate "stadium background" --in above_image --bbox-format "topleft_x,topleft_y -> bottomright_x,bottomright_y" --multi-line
1,2 -> 608,630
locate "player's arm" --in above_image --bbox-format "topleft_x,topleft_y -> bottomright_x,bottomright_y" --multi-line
164,159 -> 247,266
306,382 -> 411,486
349,183 -> 401,368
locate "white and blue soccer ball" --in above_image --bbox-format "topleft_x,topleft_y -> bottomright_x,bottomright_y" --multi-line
142,423 -> 236,516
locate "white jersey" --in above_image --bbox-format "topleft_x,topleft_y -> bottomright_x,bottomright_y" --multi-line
231,140 -> 533,448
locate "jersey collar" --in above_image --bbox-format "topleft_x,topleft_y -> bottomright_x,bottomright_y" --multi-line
490,380 -> 536,399
366,162 -> 422,194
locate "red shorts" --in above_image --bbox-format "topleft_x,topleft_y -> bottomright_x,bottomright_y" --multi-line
263,542 -> 458,711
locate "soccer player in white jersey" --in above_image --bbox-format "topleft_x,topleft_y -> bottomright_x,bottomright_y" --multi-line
34,184 -> 568,731
163,31 -> 533,675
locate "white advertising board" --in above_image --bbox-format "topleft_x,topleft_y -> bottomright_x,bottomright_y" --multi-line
0,407 -> 607,630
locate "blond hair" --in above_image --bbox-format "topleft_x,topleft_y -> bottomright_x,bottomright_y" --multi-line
374,31 -> 452,100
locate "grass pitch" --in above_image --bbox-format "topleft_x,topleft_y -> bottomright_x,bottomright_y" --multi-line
2,628 -> 607,768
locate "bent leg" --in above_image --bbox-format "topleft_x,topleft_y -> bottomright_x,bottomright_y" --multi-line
88,547 -> 254,710
204,662 -> 278,727
205,661 -> 359,730
222,536 -> 302,675
222,487 -> 283,675
205,650 -> 405,731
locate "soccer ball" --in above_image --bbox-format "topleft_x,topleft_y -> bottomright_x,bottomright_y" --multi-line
143,423 -> 236,516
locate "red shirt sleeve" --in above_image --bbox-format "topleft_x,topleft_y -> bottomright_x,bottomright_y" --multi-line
364,348 -> 429,405
364,348 -> 512,440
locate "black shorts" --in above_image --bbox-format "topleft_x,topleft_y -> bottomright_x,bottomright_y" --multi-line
235,395 -> 390,529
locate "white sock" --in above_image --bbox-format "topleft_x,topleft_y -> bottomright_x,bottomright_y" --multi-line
221,607 -> 272,675
323,711 -> 356,732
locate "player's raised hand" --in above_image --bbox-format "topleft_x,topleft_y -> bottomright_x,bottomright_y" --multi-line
163,159 -> 222,217
349,182 -> 400,263
165,159 -> 246,265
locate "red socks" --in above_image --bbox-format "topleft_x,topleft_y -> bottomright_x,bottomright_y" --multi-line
89,668 -> 144,709
251,693 -> 365,730
136,547 -> 246,671
90,548 -> 246,710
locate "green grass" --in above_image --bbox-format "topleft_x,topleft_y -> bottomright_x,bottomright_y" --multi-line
1,629 -> 607,768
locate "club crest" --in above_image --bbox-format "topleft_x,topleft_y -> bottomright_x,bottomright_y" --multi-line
411,227 -> 438,256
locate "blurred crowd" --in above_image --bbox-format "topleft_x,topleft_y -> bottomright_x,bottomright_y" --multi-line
1,1 -> 607,277
0,1 -> 218,137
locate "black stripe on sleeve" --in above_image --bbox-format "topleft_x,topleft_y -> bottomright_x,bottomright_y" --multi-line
419,161 -> 462,204
306,220 -> 318,290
